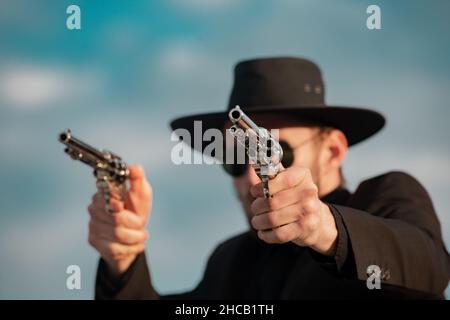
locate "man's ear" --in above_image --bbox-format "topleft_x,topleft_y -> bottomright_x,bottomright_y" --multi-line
324,129 -> 348,173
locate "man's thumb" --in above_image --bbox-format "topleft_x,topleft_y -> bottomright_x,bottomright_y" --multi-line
127,165 -> 146,192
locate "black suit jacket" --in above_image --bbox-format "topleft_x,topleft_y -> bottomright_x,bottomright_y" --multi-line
95,171 -> 450,299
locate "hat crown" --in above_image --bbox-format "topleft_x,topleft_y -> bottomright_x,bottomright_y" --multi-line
227,57 -> 325,110
170,56 -> 385,148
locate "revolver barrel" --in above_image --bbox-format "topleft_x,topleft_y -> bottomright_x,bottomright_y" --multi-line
228,105 -> 284,197
59,129 -> 129,214
59,130 -> 107,163
58,129 -> 128,185
228,105 -> 260,133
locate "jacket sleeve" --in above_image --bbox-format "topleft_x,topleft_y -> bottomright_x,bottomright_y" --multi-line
95,252 -> 159,299
95,242 -> 227,300
333,171 -> 450,295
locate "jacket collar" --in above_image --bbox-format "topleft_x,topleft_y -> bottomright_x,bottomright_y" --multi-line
320,186 -> 351,205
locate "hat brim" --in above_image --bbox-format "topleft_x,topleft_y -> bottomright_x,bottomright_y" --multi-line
170,105 -> 385,153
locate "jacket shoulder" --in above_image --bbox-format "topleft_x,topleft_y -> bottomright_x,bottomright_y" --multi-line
349,171 -> 434,214
356,171 -> 430,197
360,170 -> 424,188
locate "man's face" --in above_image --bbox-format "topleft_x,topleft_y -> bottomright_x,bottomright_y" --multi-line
232,125 -> 326,223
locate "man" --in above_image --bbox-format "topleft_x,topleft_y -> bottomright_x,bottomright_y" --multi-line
89,57 -> 450,299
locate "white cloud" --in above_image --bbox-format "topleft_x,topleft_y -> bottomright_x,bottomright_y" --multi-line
158,42 -> 212,76
0,63 -> 105,110
153,41 -> 232,113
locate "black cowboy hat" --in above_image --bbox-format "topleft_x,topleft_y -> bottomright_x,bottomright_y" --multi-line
170,57 -> 385,152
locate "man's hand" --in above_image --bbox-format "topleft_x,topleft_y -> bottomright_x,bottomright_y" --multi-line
88,165 -> 152,277
250,167 -> 338,257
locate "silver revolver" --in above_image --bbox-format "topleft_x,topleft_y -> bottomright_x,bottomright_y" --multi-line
228,105 -> 284,198
58,129 -> 129,213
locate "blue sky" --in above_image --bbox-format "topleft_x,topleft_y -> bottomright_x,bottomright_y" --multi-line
0,0 -> 449,299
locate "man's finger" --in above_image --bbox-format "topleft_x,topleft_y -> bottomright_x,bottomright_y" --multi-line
128,165 -> 147,194
90,192 -> 122,212
257,222 -> 300,244
91,192 -> 102,205
112,209 -> 146,229
88,197 -> 123,223
96,239 -> 146,260
88,203 -> 114,227
250,183 -> 304,215
251,205 -> 300,231
125,165 -> 152,216
250,166 -> 309,197
93,220 -> 148,245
